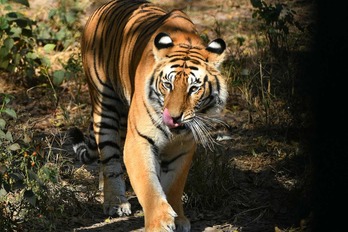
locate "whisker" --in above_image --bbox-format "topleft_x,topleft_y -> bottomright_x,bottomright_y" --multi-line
186,117 -> 220,151
196,113 -> 229,128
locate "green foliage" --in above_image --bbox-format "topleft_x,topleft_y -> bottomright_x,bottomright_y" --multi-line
250,0 -> 303,55
225,0 -> 307,124
0,1 -> 85,226
35,0 -> 82,50
0,10 -> 44,78
0,0 -> 83,87
0,95 -> 18,148
53,53 -> 83,86
0,94 -> 74,231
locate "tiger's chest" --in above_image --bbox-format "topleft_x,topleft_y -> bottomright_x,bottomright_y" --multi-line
153,132 -> 196,178
158,132 -> 195,161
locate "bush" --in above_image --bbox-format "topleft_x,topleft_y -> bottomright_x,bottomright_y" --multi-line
0,0 -> 83,87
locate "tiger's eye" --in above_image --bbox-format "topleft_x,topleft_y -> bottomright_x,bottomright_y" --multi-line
189,86 -> 199,93
163,82 -> 172,90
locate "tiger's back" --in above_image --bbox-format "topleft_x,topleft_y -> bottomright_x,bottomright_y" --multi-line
71,0 -> 228,231
82,0 -> 198,103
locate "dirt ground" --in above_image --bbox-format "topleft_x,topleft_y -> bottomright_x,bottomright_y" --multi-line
0,0 -> 316,231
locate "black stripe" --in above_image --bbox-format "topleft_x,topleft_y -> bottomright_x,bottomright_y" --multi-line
90,59 -> 114,94
98,140 -> 121,150
143,101 -> 169,139
197,75 -> 209,101
186,50 -> 204,55
207,80 -> 213,96
107,1 -> 138,69
149,74 -> 155,86
148,87 -> 163,106
190,59 -> 201,65
100,153 -> 121,164
93,122 -> 118,131
129,11 -> 168,95
91,97 -> 120,116
76,146 -> 87,156
171,64 -> 180,68
166,52 -> 189,58
78,146 -> 98,164
136,127 -> 159,157
90,60 -> 114,91
188,66 -> 199,70
161,152 -> 189,173
99,112 -> 118,121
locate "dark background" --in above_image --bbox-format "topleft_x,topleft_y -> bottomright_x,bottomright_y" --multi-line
309,1 -> 348,231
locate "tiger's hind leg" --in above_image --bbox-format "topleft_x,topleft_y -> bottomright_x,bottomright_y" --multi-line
92,102 -> 131,217
69,114 -> 131,216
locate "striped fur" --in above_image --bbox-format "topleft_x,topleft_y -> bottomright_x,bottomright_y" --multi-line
70,0 -> 228,231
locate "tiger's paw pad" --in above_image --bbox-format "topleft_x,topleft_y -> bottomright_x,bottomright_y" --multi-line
103,202 -> 132,216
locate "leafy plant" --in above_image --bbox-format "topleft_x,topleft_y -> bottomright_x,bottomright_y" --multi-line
230,0 -> 306,125
0,94 -> 74,231
250,0 -> 303,56
0,0 -> 83,88
53,52 -> 83,86
0,8 -> 49,80
0,94 -> 18,150
35,0 -> 82,50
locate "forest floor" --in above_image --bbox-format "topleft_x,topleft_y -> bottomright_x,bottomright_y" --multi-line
1,0 -> 315,231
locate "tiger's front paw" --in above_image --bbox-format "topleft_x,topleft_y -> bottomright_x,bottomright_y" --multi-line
145,201 -> 177,232
103,200 -> 132,216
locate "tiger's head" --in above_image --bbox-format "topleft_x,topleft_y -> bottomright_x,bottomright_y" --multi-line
148,32 -> 228,148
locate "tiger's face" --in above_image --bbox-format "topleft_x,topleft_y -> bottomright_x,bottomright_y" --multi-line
148,32 -> 227,148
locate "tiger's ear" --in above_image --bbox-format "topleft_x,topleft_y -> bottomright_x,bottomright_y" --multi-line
155,32 -> 174,49
205,38 -> 226,67
153,32 -> 174,61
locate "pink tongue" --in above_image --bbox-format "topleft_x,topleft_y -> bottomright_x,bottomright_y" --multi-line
163,108 -> 181,128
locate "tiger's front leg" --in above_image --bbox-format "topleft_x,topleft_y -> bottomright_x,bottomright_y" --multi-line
160,144 -> 196,232
124,126 -> 195,231
124,135 -> 177,232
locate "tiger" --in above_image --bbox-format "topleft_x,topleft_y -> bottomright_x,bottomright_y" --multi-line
69,0 -> 228,231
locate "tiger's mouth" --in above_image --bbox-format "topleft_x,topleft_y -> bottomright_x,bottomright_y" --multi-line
162,108 -> 188,131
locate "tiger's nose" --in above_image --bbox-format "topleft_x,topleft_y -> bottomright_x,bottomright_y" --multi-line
171,114 -> 183,124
